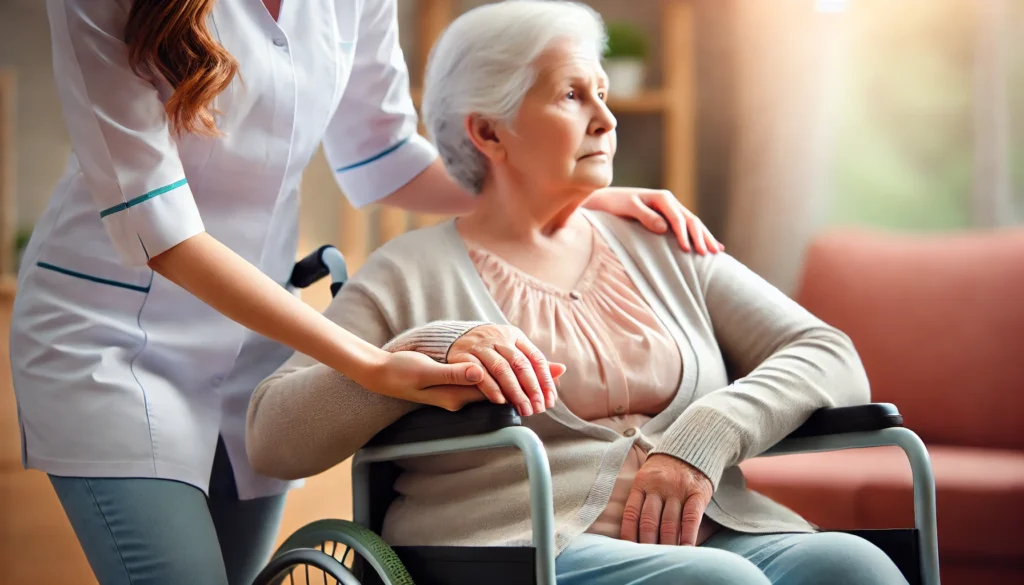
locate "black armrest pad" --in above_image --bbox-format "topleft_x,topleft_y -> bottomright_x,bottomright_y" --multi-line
366,403 -> 522,447
786,403 -> 903,439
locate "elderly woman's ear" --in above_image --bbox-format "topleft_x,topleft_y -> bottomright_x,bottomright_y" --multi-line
465,114 -> 505,162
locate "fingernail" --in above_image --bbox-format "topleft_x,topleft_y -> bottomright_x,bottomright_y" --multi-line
467,367 -> 483,383
533,400 -> 545,414
546,394 -> 555,409
519,402 -> 533,417
655,220 -> 667,231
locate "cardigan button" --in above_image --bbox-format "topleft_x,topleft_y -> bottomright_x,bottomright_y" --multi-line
624,428 -> 637,437
568,291 -> 582,300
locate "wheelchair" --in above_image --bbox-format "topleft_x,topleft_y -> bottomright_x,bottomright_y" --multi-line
252,245 -> 941,585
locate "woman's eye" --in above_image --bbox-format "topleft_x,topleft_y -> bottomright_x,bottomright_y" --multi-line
598,91 -> 606,100
566,90 -> 576,100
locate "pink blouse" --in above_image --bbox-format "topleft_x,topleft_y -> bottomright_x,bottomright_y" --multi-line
468,228 -> 684,538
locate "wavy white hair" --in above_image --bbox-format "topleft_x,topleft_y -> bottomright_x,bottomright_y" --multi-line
421,0 -> 607,194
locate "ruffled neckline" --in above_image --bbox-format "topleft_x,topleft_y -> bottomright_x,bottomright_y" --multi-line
465,226 -> 617,300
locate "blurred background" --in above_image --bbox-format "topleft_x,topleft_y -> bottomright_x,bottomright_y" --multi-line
1,0 -> 1022,583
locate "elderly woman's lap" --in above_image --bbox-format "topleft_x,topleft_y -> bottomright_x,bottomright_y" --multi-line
556,533 -> 769,585
556,531 -> 908,585
705,530 -> 909,585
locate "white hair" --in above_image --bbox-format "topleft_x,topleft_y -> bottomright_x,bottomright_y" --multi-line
421,0 -> 607,193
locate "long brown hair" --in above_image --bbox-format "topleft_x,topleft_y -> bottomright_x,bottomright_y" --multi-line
124,0 -> 238,137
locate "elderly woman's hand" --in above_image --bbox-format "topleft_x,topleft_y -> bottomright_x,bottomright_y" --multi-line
621,454 -> 714,547
447,324 -> 565,417
583,187 -> 724,255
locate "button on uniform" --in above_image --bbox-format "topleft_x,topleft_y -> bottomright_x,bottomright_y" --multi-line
624,428 -> 637,437
273,37 -> 287,47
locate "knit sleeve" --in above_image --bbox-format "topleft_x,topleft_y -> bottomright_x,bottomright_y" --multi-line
652,253 -> 870,489
246,284 -> 484,480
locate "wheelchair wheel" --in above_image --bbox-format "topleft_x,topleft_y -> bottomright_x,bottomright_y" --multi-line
252,519 -> 414,585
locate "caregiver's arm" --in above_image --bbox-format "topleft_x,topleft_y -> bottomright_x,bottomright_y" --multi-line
245,283 -> 485,480
149,233 -> 482,400
652,253 -> 870,488
379,158 -> 477,215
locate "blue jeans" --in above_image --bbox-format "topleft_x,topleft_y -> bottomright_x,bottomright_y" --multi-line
48,439 -> 286,585
556,530 -> 909,585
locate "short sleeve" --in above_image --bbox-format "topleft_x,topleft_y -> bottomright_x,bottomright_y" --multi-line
322,0 -> 439,208
48,0 -> 205,266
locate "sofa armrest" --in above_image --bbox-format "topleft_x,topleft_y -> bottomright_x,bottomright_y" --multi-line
786,403 -> 904,439
366,403 -> 522,447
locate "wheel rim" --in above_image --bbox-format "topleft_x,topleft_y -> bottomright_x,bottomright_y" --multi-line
254,547 -> 360,585
255,520 -> 414,585
271,520 -> 413,585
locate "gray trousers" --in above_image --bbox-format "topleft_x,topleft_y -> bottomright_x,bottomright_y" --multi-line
49,438 -> 286,585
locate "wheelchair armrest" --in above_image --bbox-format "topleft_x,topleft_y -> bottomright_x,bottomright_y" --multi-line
366,402 -> 522,447
785,403 -> 904,438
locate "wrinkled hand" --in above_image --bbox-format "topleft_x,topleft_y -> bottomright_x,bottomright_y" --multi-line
583,187 -> 724,255
621,454 -> 714,546
447,324 -> 565,417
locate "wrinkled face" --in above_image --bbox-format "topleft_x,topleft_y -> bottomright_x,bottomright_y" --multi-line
476,38 -> 617,197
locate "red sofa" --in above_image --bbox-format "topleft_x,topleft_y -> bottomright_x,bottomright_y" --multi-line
741,228 -> 1024,584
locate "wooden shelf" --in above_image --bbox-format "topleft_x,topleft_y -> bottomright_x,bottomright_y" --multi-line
410,87 -> 666,114
607,91 -> 667,113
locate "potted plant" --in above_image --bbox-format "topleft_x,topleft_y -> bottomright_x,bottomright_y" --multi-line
603,21 -> 648,98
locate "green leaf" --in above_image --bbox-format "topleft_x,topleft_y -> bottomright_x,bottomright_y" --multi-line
604,21 -> 648,59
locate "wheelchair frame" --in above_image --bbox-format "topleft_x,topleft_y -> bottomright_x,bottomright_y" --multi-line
277,245 -> 941,585
350,414 -> 939,585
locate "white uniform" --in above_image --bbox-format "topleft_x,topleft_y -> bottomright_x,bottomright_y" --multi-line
10,0 -> 437,499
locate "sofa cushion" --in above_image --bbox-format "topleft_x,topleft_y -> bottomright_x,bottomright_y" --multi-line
794,229 -> 1024,451
741,444 -> 1024,560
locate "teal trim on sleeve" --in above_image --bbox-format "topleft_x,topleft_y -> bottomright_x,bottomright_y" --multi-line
99,178 -> 189,218
36,262 -> 151,293
335,136 -> 411,173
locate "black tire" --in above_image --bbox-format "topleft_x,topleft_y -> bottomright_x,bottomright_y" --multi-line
254,519 -> 414,585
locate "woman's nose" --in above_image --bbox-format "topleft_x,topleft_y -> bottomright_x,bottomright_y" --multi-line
589,102 -> 617,135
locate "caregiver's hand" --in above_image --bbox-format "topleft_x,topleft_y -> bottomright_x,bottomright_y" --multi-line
369,350 -> 492,412
583,187 -> 724,255
447,324 -> 565,417
621,454 -> 714,547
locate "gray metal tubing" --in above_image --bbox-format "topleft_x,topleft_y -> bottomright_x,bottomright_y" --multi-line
763,427 -> 940,585
352,426 -> 558,585
321,246 -> 349,283
351,457 -> 371,531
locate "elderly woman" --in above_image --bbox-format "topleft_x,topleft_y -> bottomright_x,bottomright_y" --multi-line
247,2 -> 907,584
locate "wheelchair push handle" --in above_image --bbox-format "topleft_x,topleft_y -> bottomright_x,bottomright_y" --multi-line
289,245 -> 349,297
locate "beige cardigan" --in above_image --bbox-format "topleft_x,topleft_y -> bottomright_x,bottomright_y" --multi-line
246,211 -> 870,553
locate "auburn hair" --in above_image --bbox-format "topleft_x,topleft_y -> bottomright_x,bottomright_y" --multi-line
124,0 -> 238,137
